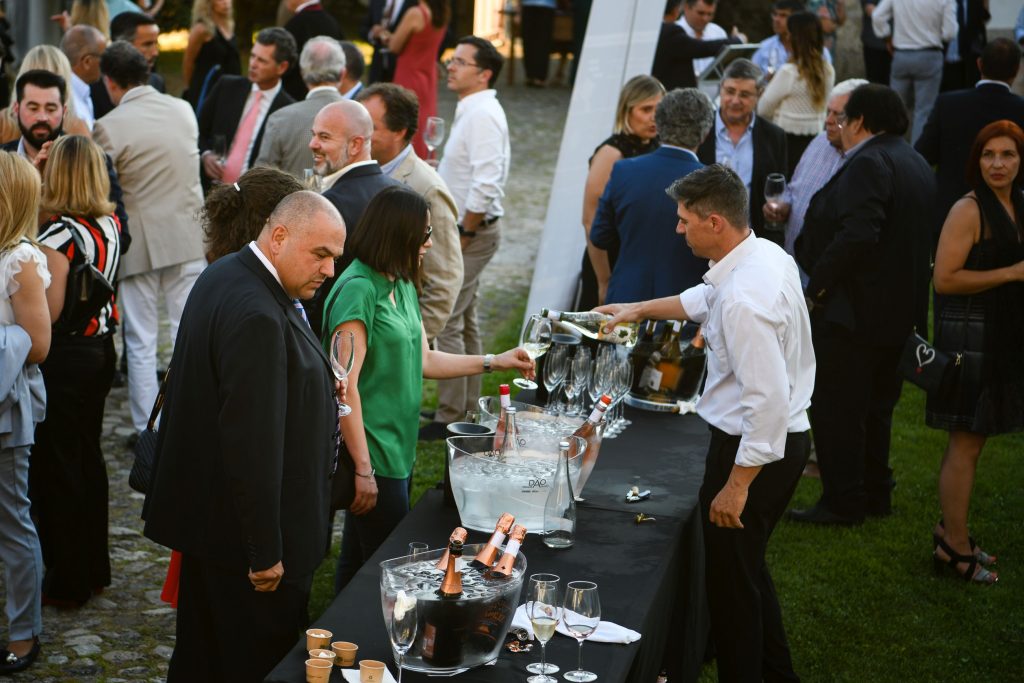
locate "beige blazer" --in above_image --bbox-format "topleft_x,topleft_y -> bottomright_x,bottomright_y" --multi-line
93,86 -> 205,278
393,150 -> 464,341
255,87 -> 343,179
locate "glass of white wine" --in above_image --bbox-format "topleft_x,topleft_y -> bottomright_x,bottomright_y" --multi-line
526,573 -> 562,682
514,314 -> 552,391
423,116 -> 446,166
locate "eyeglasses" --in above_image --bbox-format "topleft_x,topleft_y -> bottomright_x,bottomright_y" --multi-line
422,225 -> 433,245
835,112 -> 848,125
445,57 -> 480,69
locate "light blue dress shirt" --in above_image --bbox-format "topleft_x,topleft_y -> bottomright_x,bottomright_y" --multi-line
714,112 -> 755,194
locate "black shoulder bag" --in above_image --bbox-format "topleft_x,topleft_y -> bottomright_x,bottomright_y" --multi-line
129,367 -> 169,494
54,228 -> 115,335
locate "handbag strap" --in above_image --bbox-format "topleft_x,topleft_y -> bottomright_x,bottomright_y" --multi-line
146,365 -> 170,432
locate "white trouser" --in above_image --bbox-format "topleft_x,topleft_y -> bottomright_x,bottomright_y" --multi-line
119,259 -> 204,431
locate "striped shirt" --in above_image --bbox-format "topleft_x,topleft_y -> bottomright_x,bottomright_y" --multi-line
38,214 -> 122,336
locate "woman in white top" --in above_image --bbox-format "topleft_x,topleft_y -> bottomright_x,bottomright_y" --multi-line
758,11 -> 835,177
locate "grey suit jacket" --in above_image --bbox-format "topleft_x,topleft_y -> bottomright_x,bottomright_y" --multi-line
391,151 -> 464,341
93,86 -> 205,278
255,87 -> 343,179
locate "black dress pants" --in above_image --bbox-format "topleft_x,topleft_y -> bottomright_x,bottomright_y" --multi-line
521,5 -> 555,82
808,322 -> 903,519
30,334 -> 115,602
862,45 -> 892,85
700,427 -> 808,683
168,553 -> 313,682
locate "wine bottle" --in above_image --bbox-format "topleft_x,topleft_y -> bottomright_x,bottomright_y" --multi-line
472,512 -> 515,568
436,536 -> 464,598
654,321 -> 684,395
572,395 -> 611,493
540,308 -> 639,346
495,407 -> 522,462
434,527 -> 468,571
675,327 -> 707,402
492,384 -> 517,450
543,440 -> 576,548
422,537 -> 467,666
489,524 -> 527,578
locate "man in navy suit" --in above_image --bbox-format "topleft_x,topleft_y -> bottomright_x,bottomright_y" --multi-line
362,0 -> 416,83
916,38 -> 1024,239
591,87 -> 715,303
281,0 -> 343,101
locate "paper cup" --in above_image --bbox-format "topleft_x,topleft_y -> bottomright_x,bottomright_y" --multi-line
308,648 -> 336,664
360,659 -> 386,683
305,658 -> 333,682
332,640 -> 358,666
305,628 -> 332,651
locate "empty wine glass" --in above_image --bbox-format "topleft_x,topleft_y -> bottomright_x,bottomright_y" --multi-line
568,348 -> 591,416
764,173 -> 787,234
543,344 -> 569,413
331,330 -> 355,417
588,347 -> 611,408
423,116 -> 446,166
211,134 -> 227,165
514,314 -> 553,390
526,573 -> 562,682
302,167 -> 322,191
562,581 -> 601,682
408,542 -> 428,558
388,591 -> 417,683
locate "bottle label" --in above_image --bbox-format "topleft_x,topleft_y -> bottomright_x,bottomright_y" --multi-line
503,539 -> 521,557
500,393 -> 511,409
587,402 -> 607,423
641,366 -> 663,391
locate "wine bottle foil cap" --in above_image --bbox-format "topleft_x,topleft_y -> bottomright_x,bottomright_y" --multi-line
559,440 -> 570,449
451,527 -> 468,542
499,384 -> 510,395
508,524 -> 527,541
496,512 -> 515,532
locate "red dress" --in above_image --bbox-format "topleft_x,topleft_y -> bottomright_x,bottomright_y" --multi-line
393,5 -> 447,159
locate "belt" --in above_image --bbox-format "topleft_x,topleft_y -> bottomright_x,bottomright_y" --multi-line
481,215 -> 500,226
896,46 -> 942,52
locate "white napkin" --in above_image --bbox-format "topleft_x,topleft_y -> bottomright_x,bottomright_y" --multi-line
676,399 -> 698,415
341,667 -> 398,683
511,604 -> 641,644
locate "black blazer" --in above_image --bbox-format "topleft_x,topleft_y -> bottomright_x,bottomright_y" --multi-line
362,0 -> 415,83
197,75 -> 294,182
2,138 -> 132,254
143,247 -> 337,577
282,5 -> 342,101
697,114 -> 787,237
796,134 -> 936,347
652,21 -> 737,91
914,82 -> 1024,237
308,163 -> 403,336
91,72 -> 165,120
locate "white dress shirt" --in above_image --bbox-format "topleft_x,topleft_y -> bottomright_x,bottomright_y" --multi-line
238,80 -> 283,174
70,72 -> 95,131
438,89 -> 510,221
872,0 -> 957,50
249,241 -> 283,288
679,233 -> 815,467
677,17 -> 728,77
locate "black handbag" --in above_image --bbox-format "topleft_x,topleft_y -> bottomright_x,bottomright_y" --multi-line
898,330 -> 958,394
128,367 -> 169,494
54,229 -> 115,335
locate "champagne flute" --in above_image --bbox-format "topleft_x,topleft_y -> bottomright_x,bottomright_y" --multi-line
423,116 -> 446,166
568,348 -> 591,416
302,167 -> 322,191
211,134 -> 227,165
764,172 -> 787,235
514,314 -> 552,390
526,573 -> 562,682
389,590 -> 417,683
331,330 -> 355,417
543,344 -> 569,413
562,581 -> 601,682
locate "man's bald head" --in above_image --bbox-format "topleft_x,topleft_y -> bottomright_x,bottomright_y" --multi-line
260,191 -> 347,300
309,100 -> 375,176
61,25 -> 107,83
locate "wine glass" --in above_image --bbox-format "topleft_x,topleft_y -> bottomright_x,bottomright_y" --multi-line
211,134 -> 227,165
514,314 -> 552,390
543,344 -> 569,413
764,173 -> 787,234
423,116 -> 446,166
588,348 -> 611,408
408,542 -> 428,558
388,591 -> 417,683
526,573 -> 562,682
562,581 -> 601,682
302,167 -> 322,191
330,330 -> 355,417
568,348 -> 591,416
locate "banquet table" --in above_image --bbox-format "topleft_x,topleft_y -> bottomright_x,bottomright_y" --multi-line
266,407 -> 711,683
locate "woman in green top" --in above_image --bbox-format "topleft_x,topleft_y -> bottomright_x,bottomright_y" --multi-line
323,187 -> 533,592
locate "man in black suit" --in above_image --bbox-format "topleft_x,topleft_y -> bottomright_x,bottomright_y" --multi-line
697,58 -> 787,242
792,84 -> 935,525
143,191 -> 345,683
198,27 -> 297,188
91,12 -> 165,120
653,0 -> 741,91
941,0 -> 989,91
281,0 -> 343,101
362,0 -> 415,83
916,38 -> 1024,239
307,99 -> 401,335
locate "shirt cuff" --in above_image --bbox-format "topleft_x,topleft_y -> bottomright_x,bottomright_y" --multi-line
679,285 -> 709,324
734,439 -> 783,468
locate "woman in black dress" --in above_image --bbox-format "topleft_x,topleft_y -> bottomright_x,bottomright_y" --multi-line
928,120 -> 1024,585
577,75 -> 664,310
183,0 -> 240,111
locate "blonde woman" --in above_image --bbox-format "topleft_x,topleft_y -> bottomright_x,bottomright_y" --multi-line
33,136 -> 121,608
183,0 -> 240,110
51,0 -> 111,37
758,11 -> 834,177
0,46 -> 91,145
578,75 -> 665,308
0,151 -> 49,674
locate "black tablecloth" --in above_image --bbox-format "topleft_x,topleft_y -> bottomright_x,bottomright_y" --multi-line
266,408 -> 710,683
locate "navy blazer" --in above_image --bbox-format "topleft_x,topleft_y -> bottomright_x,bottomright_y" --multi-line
591,146 -> 707,304
144,246 -> 337,577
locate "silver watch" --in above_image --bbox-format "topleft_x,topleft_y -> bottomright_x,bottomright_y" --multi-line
483,353 -> 494,373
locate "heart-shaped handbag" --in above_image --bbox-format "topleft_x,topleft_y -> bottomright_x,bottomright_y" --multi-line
898,330 -> 958,394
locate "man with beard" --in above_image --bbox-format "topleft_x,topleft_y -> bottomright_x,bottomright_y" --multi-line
2,69 -> 129,251
92,12 -> 167,120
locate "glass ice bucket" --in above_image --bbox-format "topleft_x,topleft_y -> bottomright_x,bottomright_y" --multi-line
446,435 -> 585,534
380,544 -> 527,674
477,396 -> 605,494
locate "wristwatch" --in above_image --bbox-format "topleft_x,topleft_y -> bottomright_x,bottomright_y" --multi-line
458,224 -> 477,238
355,468 -> 375,479
483,353 -> 494,373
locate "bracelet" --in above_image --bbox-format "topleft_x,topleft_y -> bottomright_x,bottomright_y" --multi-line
458,224 -> 477,238
483,353 -> 494,373
355,468 -> 375,479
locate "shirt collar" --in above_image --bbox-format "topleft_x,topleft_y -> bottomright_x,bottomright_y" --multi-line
251,79 -> 283,100
703,230 -> 757,287
16,137 -> 30,159
70,72 -> 90,99
843,133 -> 876,159
341,81 -> 362,99
306,85 -> 338,98
380,143 -> 414,176
716,110 -> 755,136
456,88 -> 497,112
658,143 -> 699,161
976,80 -> 1011,90
248,241 -> 283,288
322,159 -> 379,188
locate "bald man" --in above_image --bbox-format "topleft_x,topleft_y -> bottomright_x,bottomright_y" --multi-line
307,99 -> 401,336
144,191 -> 346,683
60,24 -> 107,129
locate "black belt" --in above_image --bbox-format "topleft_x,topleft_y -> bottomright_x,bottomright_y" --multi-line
481,216 -> 500,226
896,46 -> 942,52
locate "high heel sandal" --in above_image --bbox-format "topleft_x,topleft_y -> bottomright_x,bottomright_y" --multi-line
933,536 -> 998,585
933,519 -> 996,566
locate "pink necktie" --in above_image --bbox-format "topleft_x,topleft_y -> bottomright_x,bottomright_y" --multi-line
222,90 -> 263,184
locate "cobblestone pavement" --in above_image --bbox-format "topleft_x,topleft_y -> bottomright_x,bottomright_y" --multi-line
0,78 -> 570,681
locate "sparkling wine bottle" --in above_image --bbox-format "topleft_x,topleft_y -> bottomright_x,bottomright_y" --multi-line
489,524 -> 527,578
543,440 -> 576,548
472,512 -> 515,568
434,527 -> 468,571
422,537 -> 466,666
436,536 -> 464,598
541,308 -> 639,346
572,394 -> 611,492
674,327 -> 707,402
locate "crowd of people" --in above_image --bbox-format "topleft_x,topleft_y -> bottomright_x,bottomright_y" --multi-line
0,0 -> 1022,680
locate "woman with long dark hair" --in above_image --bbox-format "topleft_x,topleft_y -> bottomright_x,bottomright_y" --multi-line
927,120 -> 1024,584
182,0 -> 240,111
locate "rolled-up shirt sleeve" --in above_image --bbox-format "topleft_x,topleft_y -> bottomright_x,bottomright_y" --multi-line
720,298 -> 789,467
679,283 -> 710,324
463,111 -> 508,215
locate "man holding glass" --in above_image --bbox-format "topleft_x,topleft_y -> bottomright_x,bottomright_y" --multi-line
598,164 -> 814,682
